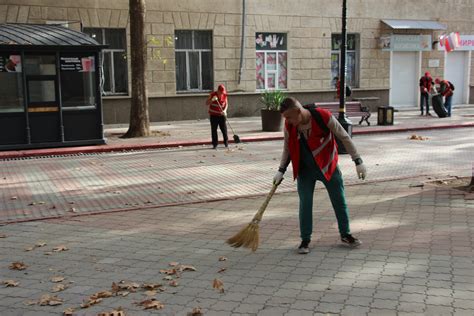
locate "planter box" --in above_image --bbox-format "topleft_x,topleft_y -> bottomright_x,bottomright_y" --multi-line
261,109 -> 283,131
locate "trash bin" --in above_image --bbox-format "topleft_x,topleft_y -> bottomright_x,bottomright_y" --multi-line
377,106 -> 394,125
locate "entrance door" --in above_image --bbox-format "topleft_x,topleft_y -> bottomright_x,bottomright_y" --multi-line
445,51 -> 468,105
390,52 -> 418,107
24,54 -> 61,143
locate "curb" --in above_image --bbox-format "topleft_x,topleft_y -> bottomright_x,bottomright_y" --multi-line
0,122 -> 473,160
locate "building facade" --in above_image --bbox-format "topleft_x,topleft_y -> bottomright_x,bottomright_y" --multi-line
1,0 -> 473,124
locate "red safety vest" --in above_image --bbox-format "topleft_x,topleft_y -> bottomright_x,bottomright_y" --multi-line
286,108 -> 338,181
419,76 -> 432,93
440,80 -> 454,97
208,92 -> 227,116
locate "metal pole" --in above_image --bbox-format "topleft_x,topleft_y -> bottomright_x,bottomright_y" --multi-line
337,0 -> 353,154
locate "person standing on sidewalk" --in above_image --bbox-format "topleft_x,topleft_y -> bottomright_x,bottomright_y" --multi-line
419,72 -> 434,116
206,84 -> 229,149
273,97 -> 367,254
435,78 -> 454,117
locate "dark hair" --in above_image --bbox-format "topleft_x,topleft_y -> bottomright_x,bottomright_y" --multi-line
279,97 -> 299,113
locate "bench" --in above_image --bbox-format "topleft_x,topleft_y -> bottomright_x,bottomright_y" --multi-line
312,101 -> 371,126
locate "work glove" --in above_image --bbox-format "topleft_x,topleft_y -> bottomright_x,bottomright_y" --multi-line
273,171 -> 284,185
223,110 -> 227,118
356,163 -> 367,180
212,96 -> 218,101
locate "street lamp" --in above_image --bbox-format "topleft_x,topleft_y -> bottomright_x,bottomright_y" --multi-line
337,0 -> 353,154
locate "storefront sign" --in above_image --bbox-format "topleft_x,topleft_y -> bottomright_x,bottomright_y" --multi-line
0,55 -> 22,72
381,34 -> 432,51
60,56 -> 94,72
438,35 -> 474,51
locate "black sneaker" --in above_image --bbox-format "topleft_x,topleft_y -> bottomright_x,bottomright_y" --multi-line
298,240 -> 310,254
341,234 -> 362,247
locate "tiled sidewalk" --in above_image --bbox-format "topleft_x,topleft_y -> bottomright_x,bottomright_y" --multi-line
0,176 -> 472,315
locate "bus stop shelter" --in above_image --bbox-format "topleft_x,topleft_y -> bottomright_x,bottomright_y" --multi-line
0,23 -> 106,150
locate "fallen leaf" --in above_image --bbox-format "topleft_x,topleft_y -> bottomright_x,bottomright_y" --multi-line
24,300 -> 37,306
160,268 -> 179,276
69,207 -> 77,213
10,196 -> 18,200
144,290 -> 157,296
98,307 -> 125,316
36,242 -> 47,247
0,234 -> 6,238
218,256 -> 227,261
24,246 -> 35,252
168,280 -> 179,287
51,276 -> 65,283
63,307 -> 75,315
162,276 -> 173,281
38,294 -> 63,306
218,267 -> 227,273
179,265 -> 196,272
142,283 -> 162,290
9,262 -> 27,270
52,245 -> 69,252
81,297 -> 102,308
136,298 -> 164,310
4,280 -> 19,287
44,252 -> 53,256
52,284 -> 66,293
91,291 -> 113,299
188,306 -> 203,316
213,278 -> 224,293
168,261 -> 179,267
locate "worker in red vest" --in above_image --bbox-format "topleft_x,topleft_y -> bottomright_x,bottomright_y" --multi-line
273,97 -> 367,254
206,84 -> 229,149
419,72 -> 434,116
435,78 -> 454,117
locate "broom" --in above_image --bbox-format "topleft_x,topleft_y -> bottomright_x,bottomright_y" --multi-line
226,182 -> 279,252
213,97 -> 241,144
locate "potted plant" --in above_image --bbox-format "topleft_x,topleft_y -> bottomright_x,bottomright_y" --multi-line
260,90 -> 286,131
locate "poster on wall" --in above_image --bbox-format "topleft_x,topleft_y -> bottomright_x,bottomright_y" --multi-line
255,33 -> 287,50
60,56 -> 95,72
0,55 -> 22,72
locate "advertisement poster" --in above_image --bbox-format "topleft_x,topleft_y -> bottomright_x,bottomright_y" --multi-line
60,56 -> 95,72
0,55 -> 22,72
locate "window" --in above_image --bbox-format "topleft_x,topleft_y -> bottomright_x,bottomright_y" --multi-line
331,33 -> 359,88
0,54 -> 24,112
24,55 -> 57,107
84,28 -> 128,95
256,32 -> 287,90
175,30 -> 213,92
60,55 -> 97,109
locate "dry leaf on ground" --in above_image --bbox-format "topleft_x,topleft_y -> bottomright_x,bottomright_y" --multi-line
24,300 -> 37,306
408,134 -> 428,141
136,298 -> 164,310
188,306 -> 204,316
52,284 -> 66,293
9,262 -> 27,270
4,280 -> 19,287
51,276 -> 65,283
0,234 -> 7,238
63,307 -> 75,315
98,307 -> 126,316
38,294 -> 63,306
91,291 -> 113,299
160,268 -> 179,276
162,276 -> 173,281
218,267 -> 227,273
10,196 -> 18,200
168,280 -> 179,287
168,261 -> 179,267
144,290 -> 157,296
36,242 -> 47,247
179,265 -> 197,272
52,245 -> 69,252
81,297 -> 102,308
212,278 -> 224,293
24,246 -> 35,252
142,283 -> 162,290
218,256 -> 227,261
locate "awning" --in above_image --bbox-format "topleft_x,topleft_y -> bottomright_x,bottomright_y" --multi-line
382,19 -> 447,30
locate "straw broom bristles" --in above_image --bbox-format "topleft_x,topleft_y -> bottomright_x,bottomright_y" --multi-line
226,184 -> 279,252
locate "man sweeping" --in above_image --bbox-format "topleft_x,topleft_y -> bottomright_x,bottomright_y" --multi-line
273,97 -> 367,254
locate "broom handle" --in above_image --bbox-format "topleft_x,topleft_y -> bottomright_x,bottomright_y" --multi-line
252,184 -> 278,223
214,98 -> 237,135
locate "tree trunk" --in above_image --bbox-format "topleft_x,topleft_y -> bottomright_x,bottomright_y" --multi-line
122,0 -> 150,138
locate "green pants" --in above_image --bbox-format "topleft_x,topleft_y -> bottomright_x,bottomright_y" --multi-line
297,138 -> 351,241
